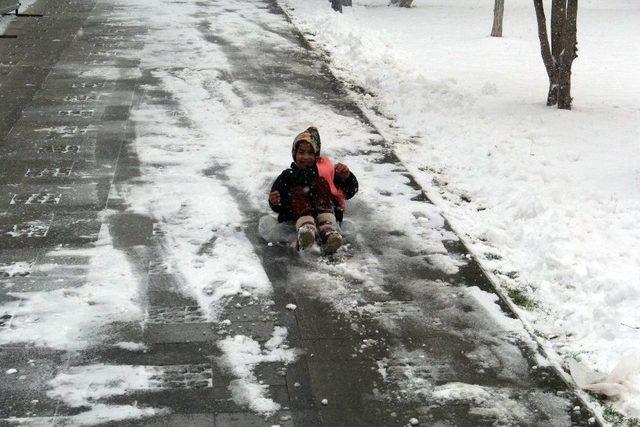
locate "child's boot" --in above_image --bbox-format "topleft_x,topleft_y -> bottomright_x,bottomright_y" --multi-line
295,215 -> 317,250
317,212 -> 342,254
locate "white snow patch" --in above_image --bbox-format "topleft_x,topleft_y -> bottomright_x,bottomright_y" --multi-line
48,364 -> 158,406
228,379 -> 280,415
79,67 -> 142,80
113,341 -> 148,352
466,286 -> 524,333
0,221 -> 143,350
0,262 -> 31,278
47,364 -> 168,424
425,253 -> 464,275
217,327 -> 299,415
431,382 -> 565,424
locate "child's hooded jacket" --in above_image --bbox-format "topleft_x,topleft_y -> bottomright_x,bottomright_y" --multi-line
269,127 -> 358,222
269,160 -> 358,223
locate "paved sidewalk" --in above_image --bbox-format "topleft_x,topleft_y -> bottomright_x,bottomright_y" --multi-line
0,0 -> 597,425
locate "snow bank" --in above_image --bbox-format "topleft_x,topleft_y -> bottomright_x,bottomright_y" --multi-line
280,0 -> 640,419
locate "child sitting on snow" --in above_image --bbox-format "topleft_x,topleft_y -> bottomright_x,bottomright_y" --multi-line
268,126 -> 358,253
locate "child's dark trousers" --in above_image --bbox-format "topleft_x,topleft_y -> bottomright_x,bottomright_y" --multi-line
290,176 -> 334,220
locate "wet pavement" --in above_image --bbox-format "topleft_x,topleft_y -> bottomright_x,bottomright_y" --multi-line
0,0 -> 598,425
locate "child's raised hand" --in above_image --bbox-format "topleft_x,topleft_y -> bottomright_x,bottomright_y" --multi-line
269,190 -> 281,206
335,163 -> 350,179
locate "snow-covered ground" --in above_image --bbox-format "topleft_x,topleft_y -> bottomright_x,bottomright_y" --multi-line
2,0 -> 637,423
279,0 -> 640,420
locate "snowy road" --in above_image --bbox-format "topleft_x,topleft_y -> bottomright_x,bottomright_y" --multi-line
0,0 -> 598,425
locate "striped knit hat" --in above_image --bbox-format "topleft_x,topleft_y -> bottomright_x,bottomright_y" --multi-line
292,126 -> 321,159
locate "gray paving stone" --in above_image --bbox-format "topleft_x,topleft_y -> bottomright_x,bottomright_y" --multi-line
3,122 -> 100,147
253,362 -> 287,386
144,322 -> 220,344
294,303 -> 370,340
103,387 -> 241,414
215,411 -> 295,427
146,274 -> 180,293
300,337 -> 389,361
109,212 -> 153,248
144,343 -> 222,366
0,182 -> 106,211
0,136 -> 98,162
0,212 -> 55,245
306,360 -> 381,410
115,413 -> 217,427
0,276 -> 86,293
282,357 -> 314,410
41,76 -> 135,93
226,320 -> 277,342
96,321 -> 145,349
0,248 -> 42,271
219,296 -> 278,322
146,290 -> 198,308
146,305 -> 207,324
0,346 -> 69,418
19,104 -> 108,122
318,406 -> 426,427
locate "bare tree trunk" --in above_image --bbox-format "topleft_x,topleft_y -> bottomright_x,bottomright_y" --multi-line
550,0 -> 565,59
330,0 -> 342,12
491,0 -> 505,37
533,0 -> 558,106
389,0 -> 414,7
557,0 -> 578,109
533,0 -> 578,109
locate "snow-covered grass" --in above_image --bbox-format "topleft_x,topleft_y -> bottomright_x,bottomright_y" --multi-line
279,0 -> 640,420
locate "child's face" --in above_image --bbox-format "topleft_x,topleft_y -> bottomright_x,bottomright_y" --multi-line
295,141 -> 317,168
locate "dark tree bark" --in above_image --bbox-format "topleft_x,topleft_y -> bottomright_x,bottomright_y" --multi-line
329,0 -> 342,13
342,0 -> 352,6
557,0 -> 578,109
389,0 -> 414,7
533,0 -> 579,110
491,0 -> 505,37
550,0 -> 565,59
533,0 -> 558,105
